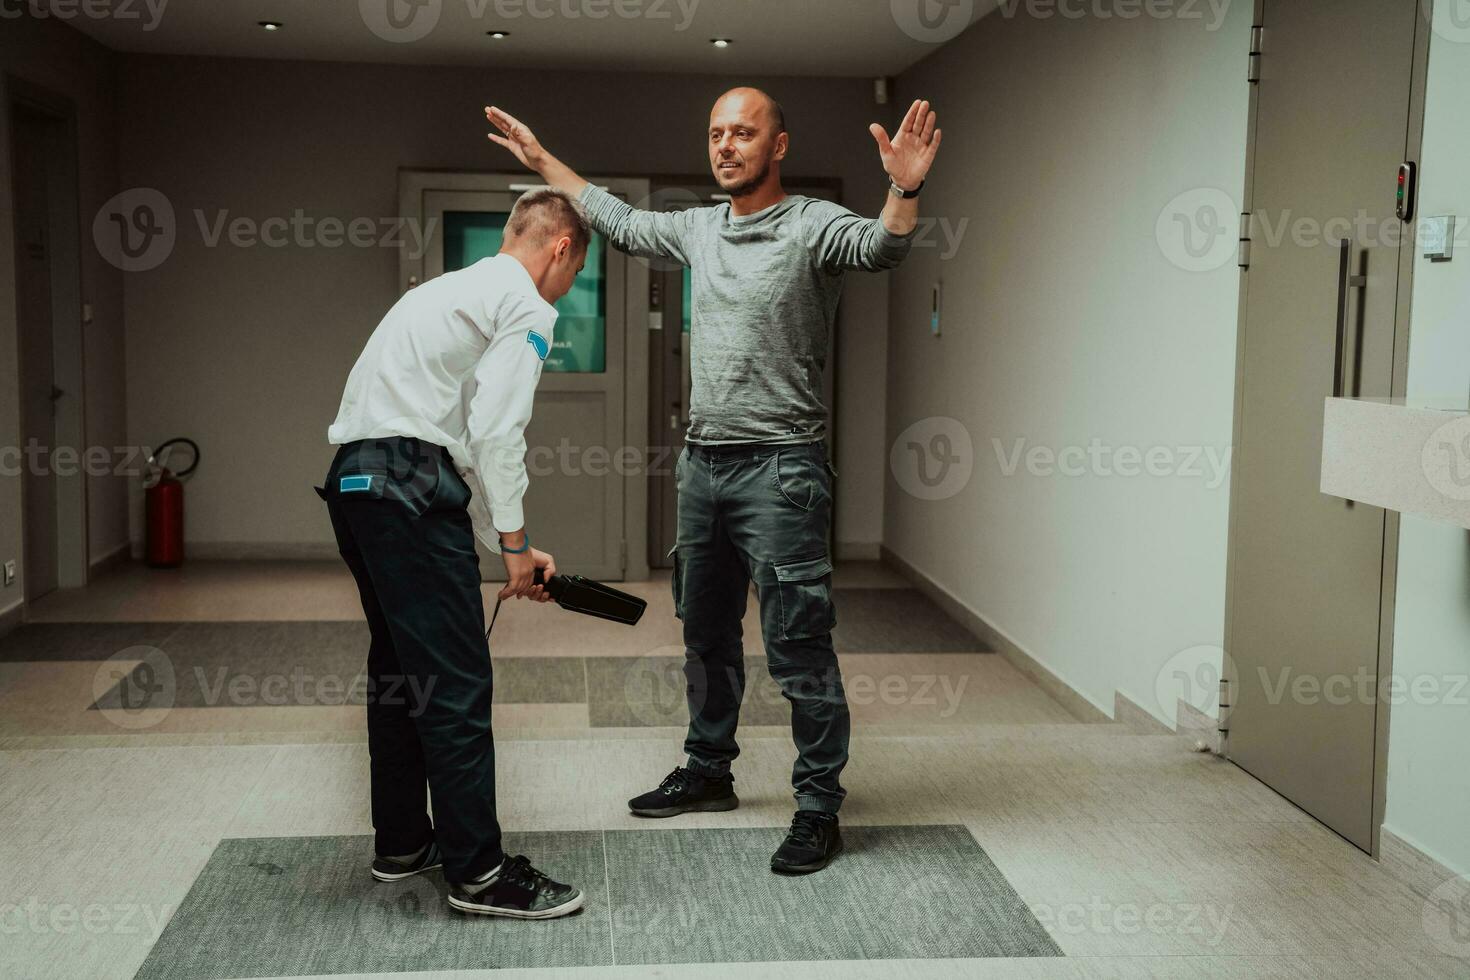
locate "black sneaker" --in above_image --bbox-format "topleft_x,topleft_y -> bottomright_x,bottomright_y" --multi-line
627,766 -> 739,818
371,840 -> 443,882
447,855 -> 584,919
770,811 -> 842,874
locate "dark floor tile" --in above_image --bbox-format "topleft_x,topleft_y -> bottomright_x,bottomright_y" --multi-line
492,656 -> 587,704
0,622 -> 183,662
84,621 -> 585,709
604,824 -> 1060,963
132,833 -> 611,979
586,655 -> 791,728
91,622 -> 368,710
832,589 -> 991,652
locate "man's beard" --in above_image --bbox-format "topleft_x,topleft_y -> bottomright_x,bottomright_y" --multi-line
720,157 -> 772,198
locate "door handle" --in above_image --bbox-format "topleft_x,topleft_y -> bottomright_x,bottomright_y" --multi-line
1333,241 -> 1367,399
50,385 -> 64,402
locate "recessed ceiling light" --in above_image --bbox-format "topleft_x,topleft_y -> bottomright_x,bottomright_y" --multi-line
258,21 -> 283,31
486,30 -> 510,38
711,38 -> 732,48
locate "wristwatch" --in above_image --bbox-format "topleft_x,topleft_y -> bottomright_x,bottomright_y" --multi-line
888,177 -> 924,199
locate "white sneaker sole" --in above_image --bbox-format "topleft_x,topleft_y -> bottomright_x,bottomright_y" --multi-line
447,890 -> 585,919
371,861 -> 443,882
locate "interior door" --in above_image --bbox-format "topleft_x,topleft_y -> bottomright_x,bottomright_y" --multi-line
12,106 -> 60,601
1226,0 -> 1421,851
419,188 -> 629,581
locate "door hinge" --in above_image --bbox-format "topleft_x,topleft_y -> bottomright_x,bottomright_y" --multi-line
1248,25 -> 1263,83
1238,211 -> 1252,270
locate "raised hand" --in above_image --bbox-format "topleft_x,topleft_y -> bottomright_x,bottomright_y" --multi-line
485,105 -> 546,171
869,99 -> 942,192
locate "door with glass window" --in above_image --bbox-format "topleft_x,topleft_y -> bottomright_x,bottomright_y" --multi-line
400,173 -> 641,581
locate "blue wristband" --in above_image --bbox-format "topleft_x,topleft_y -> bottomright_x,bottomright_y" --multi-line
500,533 -> 531,555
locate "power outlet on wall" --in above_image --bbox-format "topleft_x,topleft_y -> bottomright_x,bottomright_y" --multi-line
3,561 -> 15,586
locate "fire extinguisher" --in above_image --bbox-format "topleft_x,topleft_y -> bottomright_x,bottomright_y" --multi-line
144,437 -> 200,568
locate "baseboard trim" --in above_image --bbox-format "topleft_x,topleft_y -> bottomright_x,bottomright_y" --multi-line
1380,827 -> 1467,901
880,545 -> 1112,725
835,540 -> 881,561
1173,698 -> 1220,749
1114,692 -> 1172,734
88,540 -> 130,577
0,600 -> 23,639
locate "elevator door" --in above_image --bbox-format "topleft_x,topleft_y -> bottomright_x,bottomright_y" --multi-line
1226,0 -> 1422,852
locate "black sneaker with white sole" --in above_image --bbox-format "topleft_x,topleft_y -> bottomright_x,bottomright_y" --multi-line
447,855 -> 584,919
627,766 -> 739,817
371,840 -> 443,882
770,811 -> 842,874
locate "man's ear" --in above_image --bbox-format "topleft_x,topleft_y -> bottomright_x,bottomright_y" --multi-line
774,131 -> 789,162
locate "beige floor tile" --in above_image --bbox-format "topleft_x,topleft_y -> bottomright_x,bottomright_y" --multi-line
923,733 -> 1311,830
28,560 -> 366,623
224,741 -> 375,838
0,744 -> 277,837
838,653 -> 1081,727
0,825 -> 216,980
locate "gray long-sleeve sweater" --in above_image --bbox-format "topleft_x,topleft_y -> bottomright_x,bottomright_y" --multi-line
579,185 -> 914,445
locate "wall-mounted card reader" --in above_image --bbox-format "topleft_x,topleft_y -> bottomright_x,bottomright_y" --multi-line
1396,162 -> 1417,222
1422,215 -> 1455,261
931,281 -> 941,337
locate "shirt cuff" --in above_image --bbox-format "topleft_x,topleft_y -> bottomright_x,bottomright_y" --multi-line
492,502 -> 525,536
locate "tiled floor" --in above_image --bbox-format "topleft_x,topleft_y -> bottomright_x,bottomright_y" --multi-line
0,561 -> 1465,979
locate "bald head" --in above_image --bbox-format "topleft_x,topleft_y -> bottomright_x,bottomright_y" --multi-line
712,87 -> 786,134
708,87 -> 789,201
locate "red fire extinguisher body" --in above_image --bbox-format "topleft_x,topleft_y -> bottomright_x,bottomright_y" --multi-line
146,475 -> 185,567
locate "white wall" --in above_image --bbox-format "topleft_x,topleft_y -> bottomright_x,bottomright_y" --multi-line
1383,7 -> 1470,878
116,57 -> 893,558
0,16 -> 128,620
885,6 -> 1250,723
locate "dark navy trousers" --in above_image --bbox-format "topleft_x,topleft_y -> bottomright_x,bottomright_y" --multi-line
322,437 -> 503,882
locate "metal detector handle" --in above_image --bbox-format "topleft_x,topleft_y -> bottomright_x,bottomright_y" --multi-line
487,569 -> 560,640
532,568 -> 568,602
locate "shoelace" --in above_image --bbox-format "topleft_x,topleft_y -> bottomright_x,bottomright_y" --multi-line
785,812 -> 831,849
658,767 -> 693,796
498,855 -> 548,891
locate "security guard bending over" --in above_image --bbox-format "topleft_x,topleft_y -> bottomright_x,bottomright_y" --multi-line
322,188 -> 588,919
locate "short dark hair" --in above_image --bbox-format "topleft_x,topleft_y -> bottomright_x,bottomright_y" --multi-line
769,97 -> 786,134
506,187 -> 591,255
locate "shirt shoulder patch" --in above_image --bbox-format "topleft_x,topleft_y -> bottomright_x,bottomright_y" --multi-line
527,331 -> 551,360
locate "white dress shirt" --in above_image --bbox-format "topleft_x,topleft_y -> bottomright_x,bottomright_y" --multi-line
328,253 -> 556,553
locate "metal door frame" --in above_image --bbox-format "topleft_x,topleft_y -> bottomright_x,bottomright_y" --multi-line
397,169 -> 651,581
6,76 -> 88,600
1221,0 -> 1432,859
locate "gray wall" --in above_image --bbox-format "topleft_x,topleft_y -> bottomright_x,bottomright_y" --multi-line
1384,2 -> 1470,878
117,57 -> 894,558
0,16 -> 127,620
885,7 -> 1250,722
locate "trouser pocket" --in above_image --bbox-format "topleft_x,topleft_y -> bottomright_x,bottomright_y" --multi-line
773,554 -> 836,641
668,545 -> 684,620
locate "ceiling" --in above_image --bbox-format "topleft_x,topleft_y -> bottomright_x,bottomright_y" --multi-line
62,0 -> 995,77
